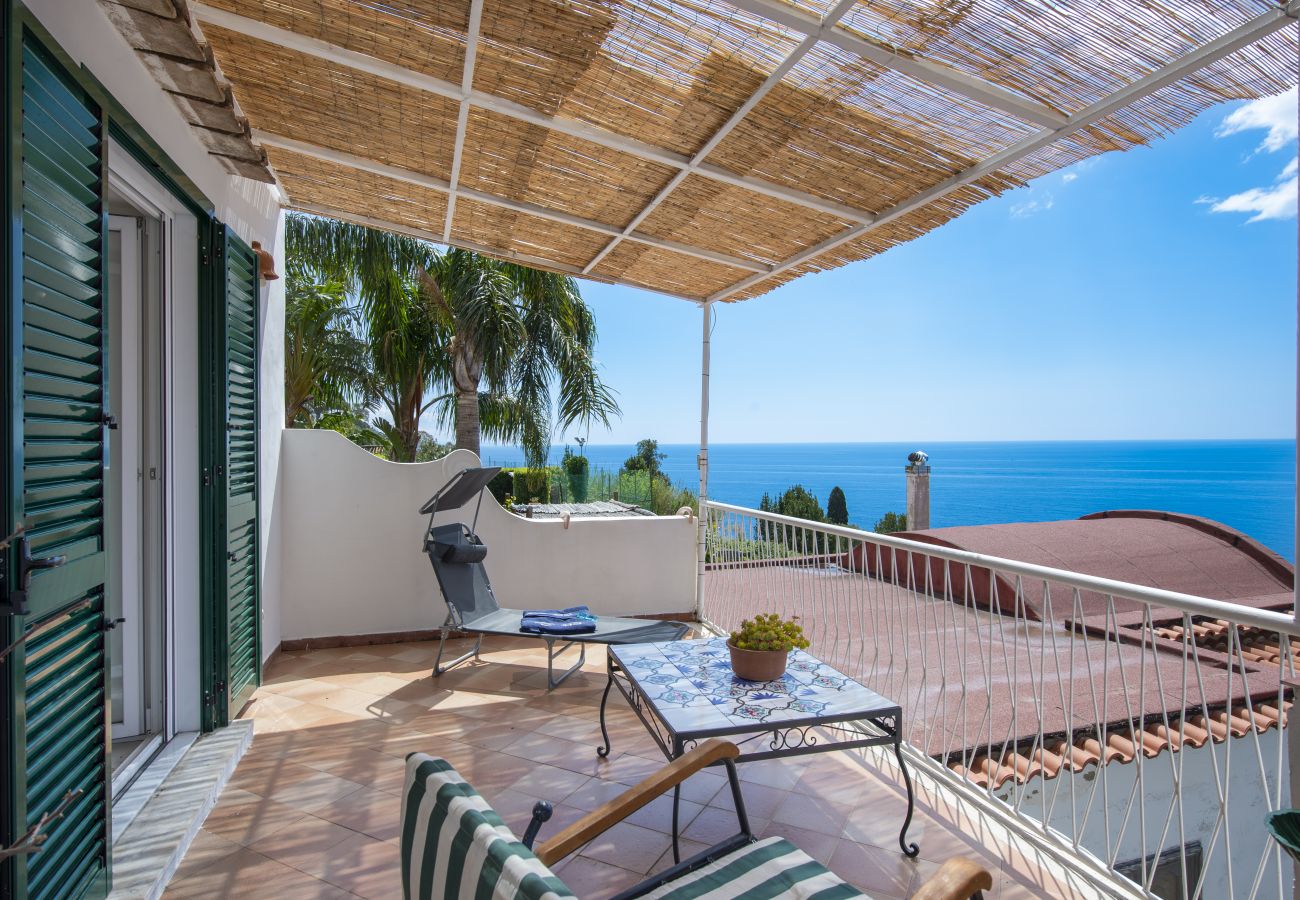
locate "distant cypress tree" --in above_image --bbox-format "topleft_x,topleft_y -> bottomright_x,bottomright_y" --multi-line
826,486 -> 849,525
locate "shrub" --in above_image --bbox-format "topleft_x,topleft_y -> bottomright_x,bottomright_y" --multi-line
487,470 -> 514,504
874,511 -> 908,534
562,447 -> 590,502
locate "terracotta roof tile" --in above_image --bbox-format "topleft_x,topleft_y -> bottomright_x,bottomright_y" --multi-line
952,702 -> 1290,790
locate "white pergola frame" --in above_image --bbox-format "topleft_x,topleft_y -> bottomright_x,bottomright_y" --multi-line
193,0 -> 1299,305
191,0 -> 1298,617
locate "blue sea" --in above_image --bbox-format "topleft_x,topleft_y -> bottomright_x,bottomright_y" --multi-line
480,440 -> 1297,561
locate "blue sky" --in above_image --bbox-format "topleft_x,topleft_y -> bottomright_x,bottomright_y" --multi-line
431,89 -> 1300,446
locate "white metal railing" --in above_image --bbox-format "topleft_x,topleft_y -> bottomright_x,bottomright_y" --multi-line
702,500 -> 1298,900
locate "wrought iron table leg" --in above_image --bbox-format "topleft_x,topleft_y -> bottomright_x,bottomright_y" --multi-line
670,737 -> 683,863
671,783 -> 681,864
894,739 -> 919,858
596,665 -> 614,758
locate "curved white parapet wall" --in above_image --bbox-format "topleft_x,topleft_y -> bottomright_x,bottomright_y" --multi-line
278,429 -> 697,644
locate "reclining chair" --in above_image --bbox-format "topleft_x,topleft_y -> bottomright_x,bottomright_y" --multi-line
400,740 -> 994,899
422,466 -> 690,689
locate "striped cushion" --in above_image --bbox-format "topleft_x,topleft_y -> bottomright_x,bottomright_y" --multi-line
401,753 -> 576,900
644,837 -> 868,900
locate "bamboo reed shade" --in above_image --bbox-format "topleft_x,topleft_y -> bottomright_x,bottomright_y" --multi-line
178,0 -> 1295,301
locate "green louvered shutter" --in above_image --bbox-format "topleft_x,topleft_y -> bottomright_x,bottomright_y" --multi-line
2,20 -> 111,900
200,225 -> 259,729
222,234 -> 259,721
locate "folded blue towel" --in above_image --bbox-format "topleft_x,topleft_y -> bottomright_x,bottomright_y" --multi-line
520,606 -> 597,635
522,606 -> 595,621
520,618 -> 597,635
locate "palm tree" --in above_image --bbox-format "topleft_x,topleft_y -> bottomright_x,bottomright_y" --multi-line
283,266 -> 367,428
285,214 -> 619,463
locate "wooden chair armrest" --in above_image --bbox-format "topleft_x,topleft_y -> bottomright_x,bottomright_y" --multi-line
533,739 -> 739,866
910,857 -> 994,900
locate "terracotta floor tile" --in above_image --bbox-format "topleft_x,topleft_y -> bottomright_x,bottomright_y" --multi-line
304,746 -> 408,794
770,792 -> 856,837
649,837 -> 711,874
248,813 -> 357,871
623,793 -> 704,834
737,757 -> 810,791
756,819 -> 841,866
827,839 -> 918,899
288,829 -> 403,899
312,787 -> 403,842
201,788 -> 311,847
189,637 -> 1080,898
164,847 -> 350,899
506,762 -> 593,802
683,806 -> 764,845
169,828 -> 243,883
501,731 -> 608,775
579,820 -> 674,874
258,769 -> 368,812
564,777 -> 632,812
707,777 -> 787,820
552,854 -> 644,896
533,712 -> 604,743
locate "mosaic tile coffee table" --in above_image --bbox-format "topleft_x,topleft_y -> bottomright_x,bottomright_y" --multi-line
597,636 -> 917,861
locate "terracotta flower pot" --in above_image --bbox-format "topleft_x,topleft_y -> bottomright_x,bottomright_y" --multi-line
728,640 -> 789,682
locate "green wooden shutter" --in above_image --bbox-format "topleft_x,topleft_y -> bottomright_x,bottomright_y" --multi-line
200,224 -> 259,730
2,17 -> 111,900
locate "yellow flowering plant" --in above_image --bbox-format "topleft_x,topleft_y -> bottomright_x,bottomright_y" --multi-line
729,613 -> 810,653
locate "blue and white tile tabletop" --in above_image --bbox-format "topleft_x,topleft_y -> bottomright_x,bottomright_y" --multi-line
610,637 -> 897,736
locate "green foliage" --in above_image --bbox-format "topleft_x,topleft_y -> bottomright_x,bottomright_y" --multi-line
874,511 -> 908,534
770,485 -> 824,522
826,486 -> 849,526
499,467 -> 560,502
283,270 -> 368,428
415,434 -> 454,462
285,213 -> 620,464
561,447 -> 589,476
623,439 -> 665,477
729,613 -> 810,653
561,447 -> 590,502
487,470 -> 514,504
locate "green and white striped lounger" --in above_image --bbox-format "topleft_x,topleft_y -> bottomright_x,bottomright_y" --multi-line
401,754 -> 575,900
641,837 -> 865,899
401,753 -> 870,900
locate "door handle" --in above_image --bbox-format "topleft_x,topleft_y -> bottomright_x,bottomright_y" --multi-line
8,537 -> 67,616
102,617 -> 126,632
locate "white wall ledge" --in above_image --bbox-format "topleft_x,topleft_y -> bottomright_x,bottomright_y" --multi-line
278,430 -> 697,643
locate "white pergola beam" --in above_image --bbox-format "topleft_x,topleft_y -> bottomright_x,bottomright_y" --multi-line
724,0 -> 1069,129
189,2 -> 874,226
442,0 -> 484,243
259,131 -> 770,274
582,0 -> 859,275
709,0 -> 1300,302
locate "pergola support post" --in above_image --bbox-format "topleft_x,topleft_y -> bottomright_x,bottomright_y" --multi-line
696,300 -> 712,620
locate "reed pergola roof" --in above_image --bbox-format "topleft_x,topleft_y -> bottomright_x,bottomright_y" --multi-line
112,0 -> 1298,302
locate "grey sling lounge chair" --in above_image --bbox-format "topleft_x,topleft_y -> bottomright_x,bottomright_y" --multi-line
422,466 -> 689,689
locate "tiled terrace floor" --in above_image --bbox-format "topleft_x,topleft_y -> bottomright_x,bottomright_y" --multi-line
164,635 -> 1104,898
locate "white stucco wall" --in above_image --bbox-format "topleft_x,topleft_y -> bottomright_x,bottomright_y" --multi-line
994,729 -> 1288,899
27,2 -> 286,664
278,430 -> 698,643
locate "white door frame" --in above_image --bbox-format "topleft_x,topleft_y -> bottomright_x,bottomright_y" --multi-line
108,214 -> 144,740
106,141 -> 203,743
